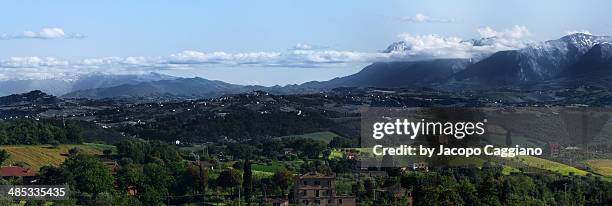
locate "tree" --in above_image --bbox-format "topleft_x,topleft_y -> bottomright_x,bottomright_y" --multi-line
103,149 -> 113,158
301,139 -> 326,158
271,170 -> 292,195
142,163 -> 172,192
0,129 -> 8,145
116,164 -> 144,192
227,143 -> 256,160
329,158 -> 356,174
479,176 -> 502,206
65,123 -> 83,143
38,166 -> 70,185
457,179 -> 479,205
0,149 -> 9,165
363,179 -> 375,198
140,163 -> 172,205
299,160 -> 332,175
50,140 -> 60,148
217,168 -> 242,195
61,155 -> 114,195
68,147 -> 81,156
242,160 -> 253,203
352,181 -> 365,197
437,175 -> 464,205
328,136 -> 354,149
179,165 -> 208,195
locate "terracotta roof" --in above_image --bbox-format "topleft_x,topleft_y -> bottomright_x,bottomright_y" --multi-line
0,166 -> 36,177
298,172 -> 335,179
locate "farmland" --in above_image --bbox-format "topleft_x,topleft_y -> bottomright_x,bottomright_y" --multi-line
0,143 -> 114,170
516,156 -> 589,176
584,159 -> 612,177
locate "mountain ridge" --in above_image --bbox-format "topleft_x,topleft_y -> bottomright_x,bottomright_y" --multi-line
5,33 -> 612,99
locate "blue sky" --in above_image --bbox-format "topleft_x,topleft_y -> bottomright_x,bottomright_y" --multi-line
0,0 -> 610,85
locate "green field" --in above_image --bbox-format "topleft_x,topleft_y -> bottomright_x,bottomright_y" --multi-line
515,156 -> 589,176
327,149 -> 344,160
0,144 -> 115,171
252,162 -> 286,173
281,131 -> 340,144
584,159 -> 612,177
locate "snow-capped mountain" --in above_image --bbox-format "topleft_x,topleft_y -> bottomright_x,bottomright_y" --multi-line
4,33 -> 612,99
452,33 -> 612,87
383,41 -> 412,53
560,43 -> 612,78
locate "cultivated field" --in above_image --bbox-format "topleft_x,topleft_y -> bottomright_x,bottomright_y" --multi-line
0,143 -> 115,171
584,159 -> 612,177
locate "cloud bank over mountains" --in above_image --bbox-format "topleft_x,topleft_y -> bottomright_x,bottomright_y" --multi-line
0,26 -> 545,81
385,25 -> 531,60
0,27 -> 85,40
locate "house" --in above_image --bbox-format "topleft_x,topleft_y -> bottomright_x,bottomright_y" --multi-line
548,143 -> 560,157
262,196 -> 289,206
103,161 -> 119,175
412,162 -> 428,172
344,152 -> 356,160
0,166 -> 37,183
283,148 -> 295,155
127,185 -> 138,196
293,172 -> 356,206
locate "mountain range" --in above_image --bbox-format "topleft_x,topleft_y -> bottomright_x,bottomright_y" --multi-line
451,33 -> 612,88
2,33 -> 612,99
0,72 -> 175,97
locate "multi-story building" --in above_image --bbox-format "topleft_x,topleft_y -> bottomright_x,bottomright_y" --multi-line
293,172 -> 356,206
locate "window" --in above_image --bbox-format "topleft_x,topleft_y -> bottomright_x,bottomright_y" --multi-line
315,200 -> 320,204
339,199 -> 343,204
327,181 -> 331,186
303,181 -> 308,185
316,190 -> 320,197
303,190 -> 307,196
315,180 -> 320,185
328,200 -> 332,204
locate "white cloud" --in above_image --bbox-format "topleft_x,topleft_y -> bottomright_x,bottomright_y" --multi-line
0,49 -> 390,80
293,43 -> 313,50
477,25 -> 531,39
0,57 -> 69,68
166,50 -> 388,67
0,27 -> 85,40
0,26 -> 535,80
400,13 -> 454,23
390,34 -> 473,59
387,26 -> 532,61
565,30 -> 592,35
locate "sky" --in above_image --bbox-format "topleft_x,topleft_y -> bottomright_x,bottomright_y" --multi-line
0,0 -> 611,86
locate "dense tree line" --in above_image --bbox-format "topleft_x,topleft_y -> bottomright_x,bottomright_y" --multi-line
25,140 -> 294,205
118,110 -> 334,142
114,140 -> 182,164
0,120 -> 83,145
354,163 -> 612,206
32,141 -> 194,205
